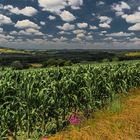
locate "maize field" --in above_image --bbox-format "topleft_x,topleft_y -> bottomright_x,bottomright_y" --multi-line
0,61 -> 140,139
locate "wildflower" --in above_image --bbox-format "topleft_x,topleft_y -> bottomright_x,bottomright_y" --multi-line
69,113 -> 80,125
41,136 -> 48,140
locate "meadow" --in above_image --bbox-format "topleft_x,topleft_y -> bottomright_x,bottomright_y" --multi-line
0,60 -> 140,139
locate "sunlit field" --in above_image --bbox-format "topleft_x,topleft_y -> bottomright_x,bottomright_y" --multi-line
0,48 -> 31,54
125,52 -> 140,57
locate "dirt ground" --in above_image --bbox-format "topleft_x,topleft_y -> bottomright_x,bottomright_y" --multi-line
50,89 -> 140,140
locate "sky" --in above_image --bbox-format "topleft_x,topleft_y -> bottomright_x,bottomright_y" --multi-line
0,0 -> 140,50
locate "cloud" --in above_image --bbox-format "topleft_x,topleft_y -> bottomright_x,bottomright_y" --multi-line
77,22 -> 88,28
57,23 -> 75,30
73,29 -> 86,34
10,28 -> 43,36
112,1 -> 130,12
25,28 -> 43,35
58,31 -> 71,35
38,0 -> 67,13
53,36 -> 68,42
0,34 -> 15,42
106,32 -> 134,37
60,10 -> 76,22
99,23 -> 110,29
128,23 -> 140,31
122,12 -> 140,23
38,0 -> 83,13
99,30 -> 107,35
15,20 -> 40,29
68,0 -> 83,9
76,32 -> 85,38
0,27 -> 3,33
73,29 -> 93,41
5,6 -> 38,17
98,16 -> 112,29
60,36 -> 68,41
89,25 -> 98,30
40,21 -> 45,25
72,37 -> 81,42
96,1 -> 105,6
112,1 -> 130,16
104,37 -> 113,41
129,37 -> 140,41
0,14 -> 13,25
102,31 -> 107,34
99,16 -> 112,24
85,35 -> 93,41
48,15 -> 56,20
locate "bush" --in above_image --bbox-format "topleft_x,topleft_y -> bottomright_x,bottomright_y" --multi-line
112,57 -> 119,62
57,59 -> 65,66
64,60 -> 72,66
43,58 -> 57,67
43,59 -> 73,67
11,61 -> 29,70
102,58 -> 110,63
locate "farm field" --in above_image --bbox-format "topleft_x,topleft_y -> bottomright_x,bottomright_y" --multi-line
50,88 -> 140,140
125,52 -> 140,57
1,60 -> 140,139
1,0 -> 140,139
0,48 -> 32,54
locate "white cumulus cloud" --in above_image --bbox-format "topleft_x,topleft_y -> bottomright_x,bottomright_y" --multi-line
6,6 -> 38,17
60,10 -> 76,22
99,23 -> 110,29
122,12 -> 140,23
57,23 -> 75,31
106,32 -> 134,37
112,1 -> 130,12
90,25 -> 98,30
98,16 -> 112,29
38,0 -> 67,13
77,22 -> 88,28
38,0 -> 83,13
68,0 -> 83,9
112,1 -> 130,16
0,14 -> 13,25
48,15 -> 56,20
15,20 -> 40,29
128,23 -> 140,31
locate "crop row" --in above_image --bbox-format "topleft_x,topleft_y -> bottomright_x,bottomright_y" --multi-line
0,62 -> 140,138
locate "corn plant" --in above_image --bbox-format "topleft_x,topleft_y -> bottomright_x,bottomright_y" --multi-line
0,61 -> 140,139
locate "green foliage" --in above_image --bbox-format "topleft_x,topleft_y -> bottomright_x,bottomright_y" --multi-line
102,58 -> 110,63
11,61 -> 29,70
43,58 -> 57,67
64,60 -> 72,66
43,59 -> 72,67
11,60 -> 24,70
0,61 -> 140,139
112,57 -> 119,62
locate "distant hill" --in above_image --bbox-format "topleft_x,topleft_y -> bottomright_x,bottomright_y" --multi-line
0,47 -> 32,54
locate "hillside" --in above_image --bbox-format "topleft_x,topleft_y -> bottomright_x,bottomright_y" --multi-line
0,47 -> 32,54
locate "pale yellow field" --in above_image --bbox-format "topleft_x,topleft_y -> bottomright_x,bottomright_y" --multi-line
0,48 -> 31,54
125,52 -> 140,57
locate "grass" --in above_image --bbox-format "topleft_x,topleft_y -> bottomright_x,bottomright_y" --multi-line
49,88 -> 140,140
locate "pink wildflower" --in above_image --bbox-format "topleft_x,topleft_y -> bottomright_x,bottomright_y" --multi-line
69,113 -> 80,125
41,136 -> 48,140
